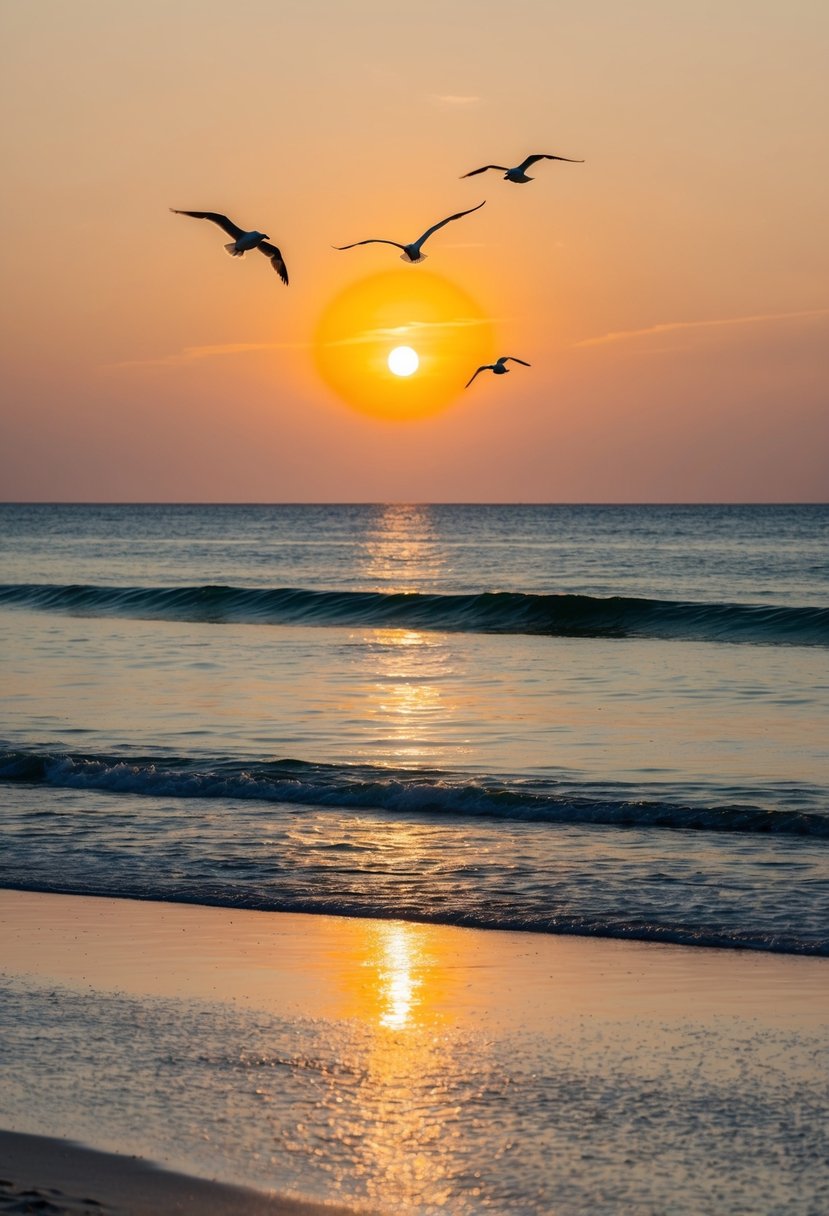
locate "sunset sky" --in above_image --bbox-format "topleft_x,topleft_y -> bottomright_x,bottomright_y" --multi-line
1,0 -> 827,502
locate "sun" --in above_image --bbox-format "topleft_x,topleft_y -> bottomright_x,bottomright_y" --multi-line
388,346 -> 419,377
313,270 -> 493,420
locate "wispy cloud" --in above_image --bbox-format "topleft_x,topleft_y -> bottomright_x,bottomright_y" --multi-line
107,340 -> 307,370
105,317 -> 500,369
325,316 -> 496,348
430,94 -> 482,107
574,307 -> 829,350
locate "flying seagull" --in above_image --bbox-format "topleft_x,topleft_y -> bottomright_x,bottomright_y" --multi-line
170,209 -> 289,284
465,356 -> 531,389
461,154 -> 583,184
334,200 -> 485,263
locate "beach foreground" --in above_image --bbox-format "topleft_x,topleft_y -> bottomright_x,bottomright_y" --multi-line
0,1129 -> 363,1216
2,890 -> 828,1214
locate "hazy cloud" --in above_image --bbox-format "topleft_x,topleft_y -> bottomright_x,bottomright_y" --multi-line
106,320 -> 499,367
325,317 -> 496,348
430,94 -> 482,107
574,308 -> 829,349
108,341 -> 308,370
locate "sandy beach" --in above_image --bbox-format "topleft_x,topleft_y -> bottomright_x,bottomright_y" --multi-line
2,889 -> 828,1213
0,1129 -> 364,1216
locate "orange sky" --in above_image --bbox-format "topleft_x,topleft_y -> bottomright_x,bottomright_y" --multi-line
1,0 -> 827,501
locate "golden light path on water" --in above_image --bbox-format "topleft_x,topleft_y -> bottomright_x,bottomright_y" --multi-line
313,270 -> 494,419
356,504 -> 462,765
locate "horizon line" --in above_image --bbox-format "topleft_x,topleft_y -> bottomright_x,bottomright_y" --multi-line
1,500 -> 826,509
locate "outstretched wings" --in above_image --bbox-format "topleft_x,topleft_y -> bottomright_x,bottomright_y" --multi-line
465,365 -> 490,388
170,209 -> 245,240
517,154 -> 584,170
416,200 -> 486,245
459,165 -> 508,179
258,241 -> 289,285
502,357 -> 531,366
333,239 -> 406,251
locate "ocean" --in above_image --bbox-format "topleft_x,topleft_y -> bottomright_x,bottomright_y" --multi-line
2,502 -> 828,955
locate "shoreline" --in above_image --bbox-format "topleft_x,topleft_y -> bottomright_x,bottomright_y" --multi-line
4,887 -> 827,1025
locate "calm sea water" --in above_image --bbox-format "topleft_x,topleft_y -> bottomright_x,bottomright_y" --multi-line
1,503 -> 828,954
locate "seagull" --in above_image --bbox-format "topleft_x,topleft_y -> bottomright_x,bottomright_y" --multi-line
461,154 -> 583,184
170,209 -> 289,284
334,200 -> 485,263
465,356 -> 531,388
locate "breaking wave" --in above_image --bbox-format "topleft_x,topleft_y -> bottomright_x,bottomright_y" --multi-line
2,747 -> 827,838
1,582 -> 827,646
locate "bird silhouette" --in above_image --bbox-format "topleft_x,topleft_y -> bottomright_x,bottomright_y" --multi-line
170,209 -> 288,284
334,201 -> 485,263
461,153 -> 583,184
465,356 -> 531,388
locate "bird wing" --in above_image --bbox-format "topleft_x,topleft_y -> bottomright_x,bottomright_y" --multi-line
417,200 -> 486,245
465,366 -> 489,388
518,155 -> 584,170
170,209 -> 245,240
503,357 -> 531,366
333,239 -> 405,251
258,242 -> 289,285
459,165 -> 508,178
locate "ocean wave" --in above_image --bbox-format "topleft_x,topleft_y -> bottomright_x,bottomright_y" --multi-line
2,747 -> 827,838
0,582 -> 827,645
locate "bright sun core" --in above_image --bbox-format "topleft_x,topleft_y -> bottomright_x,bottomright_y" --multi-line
387,346 -> 419,377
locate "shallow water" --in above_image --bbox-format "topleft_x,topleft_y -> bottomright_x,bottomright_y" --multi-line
1,504 -> 828,954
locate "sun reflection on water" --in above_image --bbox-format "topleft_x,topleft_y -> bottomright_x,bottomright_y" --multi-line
376,922 -> 419,1030
360,503 -> 448,593
348,503 -> 471,764
336,921 -> 465,1204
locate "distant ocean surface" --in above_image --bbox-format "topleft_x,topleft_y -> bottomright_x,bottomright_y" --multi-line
1,504 -> 827,955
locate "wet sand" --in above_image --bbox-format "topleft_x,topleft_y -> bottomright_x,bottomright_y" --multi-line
3,888 -> 826,1027
0,1129 -> 364,1216
2,890 -> 827,1213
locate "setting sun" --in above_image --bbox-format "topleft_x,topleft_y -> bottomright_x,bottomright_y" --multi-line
388,346 -> 419,377
314,270 -> 494,420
